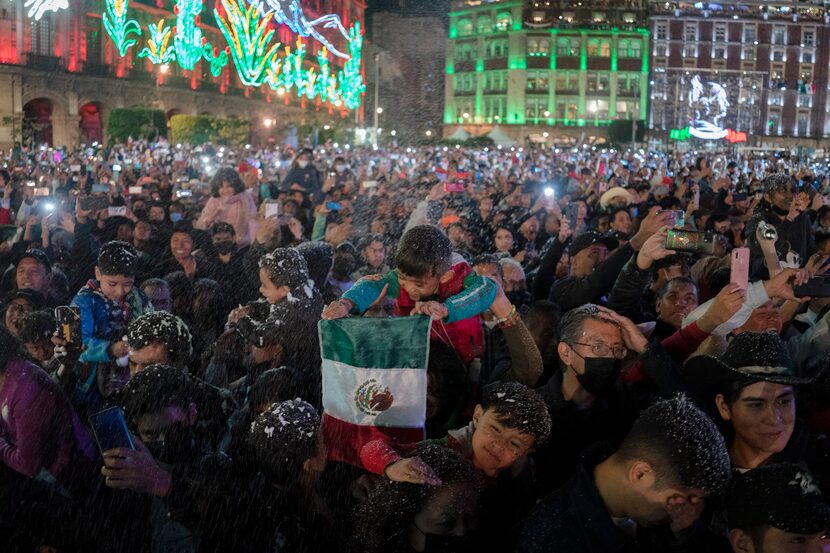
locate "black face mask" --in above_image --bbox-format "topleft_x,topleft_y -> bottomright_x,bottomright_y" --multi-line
144,423 -> 198,465
771,204 -> 790,217
214,241 -> 235,255
571,353 -> 622,395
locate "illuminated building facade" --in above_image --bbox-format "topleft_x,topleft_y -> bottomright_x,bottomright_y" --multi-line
648,0 -> 830,146
444,0 -> 650,143
0,0 -> 366,149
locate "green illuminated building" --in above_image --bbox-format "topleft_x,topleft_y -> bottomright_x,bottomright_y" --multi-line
445,0 -> 649,143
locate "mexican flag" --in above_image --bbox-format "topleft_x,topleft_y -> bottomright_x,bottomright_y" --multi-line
319,316 -> 431,466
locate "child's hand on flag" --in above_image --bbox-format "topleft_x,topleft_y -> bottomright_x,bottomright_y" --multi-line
410,301 -> 449,320
322,299 -> 355,320
384,456 -> 442,486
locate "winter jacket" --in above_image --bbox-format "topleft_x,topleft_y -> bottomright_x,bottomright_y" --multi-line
532,235 -> 569,301
548,243 -> 635,312
749,201 -> 816,265
607,255 -> 652,323
71,280 -> 153,364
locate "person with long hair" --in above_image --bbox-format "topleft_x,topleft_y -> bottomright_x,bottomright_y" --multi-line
195,168 -> 257,246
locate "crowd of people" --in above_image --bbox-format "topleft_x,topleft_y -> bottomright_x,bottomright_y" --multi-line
1,136 -> 829,553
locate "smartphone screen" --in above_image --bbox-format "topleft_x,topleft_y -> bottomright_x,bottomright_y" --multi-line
55,306 -> 81,346
731,247 -> 750,290
89,407 -> 135,453
265,202 -> 280,219
326,201 -> 343,211
443,182 -> 465,193
665,229 -> 716,255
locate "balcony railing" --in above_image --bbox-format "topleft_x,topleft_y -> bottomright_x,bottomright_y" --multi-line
25,53 -> 64,72
83,61 -> 112,77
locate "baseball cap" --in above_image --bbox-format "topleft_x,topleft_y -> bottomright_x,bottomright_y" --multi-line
3,288 -> 45,310
18,249 -> 52,273
568,231 -> 619,257
728,463 -> 830,535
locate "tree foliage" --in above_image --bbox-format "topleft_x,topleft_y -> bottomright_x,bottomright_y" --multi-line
107,108 -> 167,142
169,114 -> 250,145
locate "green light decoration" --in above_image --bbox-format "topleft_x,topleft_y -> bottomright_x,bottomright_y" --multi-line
103,0 -> 141,56
202,44 -> 230,77
335,24 -> 366,110
139,19 -> 176,65
215,0 -> 280,87
173,0 -> 204,70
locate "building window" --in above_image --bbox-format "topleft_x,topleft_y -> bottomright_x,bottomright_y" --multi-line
477,17 -> 492,34
557,37 -> 580,57
798,94 -> 812,108
30,16 -> 52,55
802,51 -> 814,64
455,44 -> 475,62
655,22 -> 667,40
525,97 -> 548,119
684,23 -> 697,42
742,47 -> 756,61
714,24 -> 726,43
771,48 -> 785,62
683,45 -> 697,58
495,13 -> 512,32
713,47 -> 726,60
484,96 -> 506,121
586,99 -> 608,119
623,12 -> 635,24
532,11 -> 545,23
803,29 -> 815,47
587,39 -> 599,56
743,24 -> 756,43
592,12 -> 605,23
528,38 -> 550,56
797,111 -> 809,136
772,25 -> 786,45
556,72 -> 578,91
486,39 -> 508,58
458,19 -> 473,37
654,43 -> 667,57
618,74 -> 640,95
768,109 -> 781,134
768,92 -> 784,106
600,41 -> 611,57
526,71 -> 549,91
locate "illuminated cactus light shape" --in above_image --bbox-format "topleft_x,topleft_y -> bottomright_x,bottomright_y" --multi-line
215,0 -> 281,86
24,0 -> 68,20
336,23 -> 366,110
203,45 -> 230,77
139,20 -> 176,65
103,0 -> 142,56
173,0 -> 207,71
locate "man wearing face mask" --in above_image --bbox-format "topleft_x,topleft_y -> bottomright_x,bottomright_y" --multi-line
282,148 -> 322,200
533,303 -> 689,497
206,222 -> 255,311
103,364 -> 241,553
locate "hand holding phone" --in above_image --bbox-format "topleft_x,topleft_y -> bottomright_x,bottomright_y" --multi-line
55,306 -> 81,347
89,407 -> 136,454
730,247 -> 750,290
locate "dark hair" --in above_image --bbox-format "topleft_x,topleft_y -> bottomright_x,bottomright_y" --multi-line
247,399 -> 320,483
558,304 -> 607,344
97,240 -> 138,277
394,225 -> 453,278
358,233 -> 385,253
259,247 -> 310,290
705,213 -> 730,232
616,395 -> 731,495
472,254 -> 505,281
656,276 -> 698,301
127,312 -> 193,368
609,206 -> 632,222
352,444 -> 480,553
141,278 -> 170,293
481,382 -> 552,445
17,310 -> 56,344
248,367 -> 300,410
120,364 -> 196,426
426,339 -> 467,430
209,168 -> 245,197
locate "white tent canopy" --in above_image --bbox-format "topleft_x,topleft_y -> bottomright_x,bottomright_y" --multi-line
486,125 -> 517,147
447,126 -> 471,141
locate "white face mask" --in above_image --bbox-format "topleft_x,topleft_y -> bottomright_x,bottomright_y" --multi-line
335,164 -> 347,173
297,160 -> 309,169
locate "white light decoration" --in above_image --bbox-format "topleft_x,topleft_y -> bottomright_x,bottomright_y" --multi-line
25,0 -> 68,20
252,0 -> 352,59
687,74 -> 730,140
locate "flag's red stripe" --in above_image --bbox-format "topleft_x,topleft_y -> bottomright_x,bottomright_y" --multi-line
322,413 -> 425,467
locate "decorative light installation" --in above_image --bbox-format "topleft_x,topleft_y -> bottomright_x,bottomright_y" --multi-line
174,0 -> 207,70
252,0 -> 352,59
24,0 -> 68,20
139,20 -> 176,65
103,0 -> 142,57
687,75 -> 731,140
215,0 -> 281,86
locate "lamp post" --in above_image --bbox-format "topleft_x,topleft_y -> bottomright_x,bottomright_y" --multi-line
373,53 -> 380,144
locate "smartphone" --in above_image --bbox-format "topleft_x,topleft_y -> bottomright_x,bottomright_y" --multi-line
112,164 -> 122,172
89,407 -> 135,454
660,209 -> 685,228
693,187 -> 700,207
175,189 -> 193,199
361,180 -> 378,189
34,187 -> 50,197
55,306 -> 81,347
326,201 -> 343,211
443,181 -> 465,193
26,180 -> 36,188
665,229 -> 717,255
108,206 -> 127,217
128,186 -> 143,195
794,274 -> 830,298
597,181 -> 608,194
79,195 -> 110,212
265,201 -> 281,219
70,164 -> 81,173
733,192 -> 748,202
564,203 -> 579,230
91,183 -> 109,194
731,247 -> 750,290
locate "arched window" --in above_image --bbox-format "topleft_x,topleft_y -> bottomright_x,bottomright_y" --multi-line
587,39 -> 600,56
477,17 -> 492,34
458,19 -> 473,37
630,40 -> 642,58
539,39 -> 550,55
600,40 -> 611,57
496,12 -> 512,32
528,39 -> 539,54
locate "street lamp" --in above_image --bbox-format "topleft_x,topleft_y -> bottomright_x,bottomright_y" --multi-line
263,118 -> 274,128
544,110 -> 551,117
425,130 -> 433,137
376,107 -> 384,114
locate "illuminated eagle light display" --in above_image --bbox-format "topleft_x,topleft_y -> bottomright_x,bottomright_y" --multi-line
24,0 -> 69,20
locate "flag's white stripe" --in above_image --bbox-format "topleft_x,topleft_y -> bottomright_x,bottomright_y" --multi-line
322,359 -> 426,428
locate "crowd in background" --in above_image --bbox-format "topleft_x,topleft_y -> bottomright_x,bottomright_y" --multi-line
1,135 -> 830,553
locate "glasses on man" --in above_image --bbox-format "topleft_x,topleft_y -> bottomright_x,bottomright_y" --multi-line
570,342 -> 628,359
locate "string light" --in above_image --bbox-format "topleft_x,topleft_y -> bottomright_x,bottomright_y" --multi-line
24,0 -> 68,20
103,0 -> 142,56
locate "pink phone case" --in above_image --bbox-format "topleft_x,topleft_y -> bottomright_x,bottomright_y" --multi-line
731,247 -> 750,290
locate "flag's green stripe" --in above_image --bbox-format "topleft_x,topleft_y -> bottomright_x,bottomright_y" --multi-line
319,317 -> 431,368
